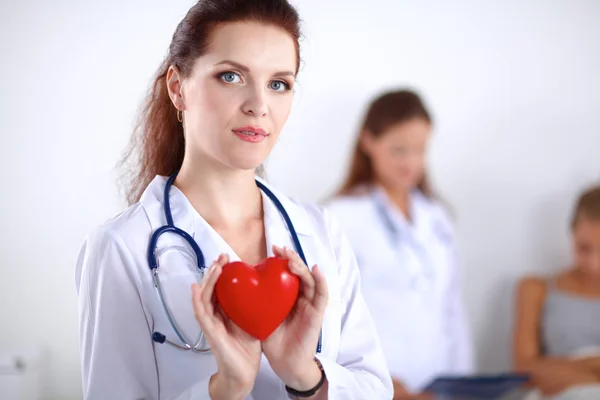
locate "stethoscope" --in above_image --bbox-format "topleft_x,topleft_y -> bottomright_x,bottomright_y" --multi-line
149,173 -> 322,353
371,189 -> 435,291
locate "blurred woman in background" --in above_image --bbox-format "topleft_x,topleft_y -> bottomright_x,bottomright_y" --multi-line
514,186 -> 600,400
326,89 -> 474,399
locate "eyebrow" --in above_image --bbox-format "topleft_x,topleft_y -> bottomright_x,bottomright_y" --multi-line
214,59 -> 295,78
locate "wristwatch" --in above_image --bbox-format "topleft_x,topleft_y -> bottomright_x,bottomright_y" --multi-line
285,357 -> 326,398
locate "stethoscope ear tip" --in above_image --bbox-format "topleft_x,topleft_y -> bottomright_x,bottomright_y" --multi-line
152,332 -> 166,344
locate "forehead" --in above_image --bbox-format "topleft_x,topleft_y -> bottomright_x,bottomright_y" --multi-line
200,21 -> 297,74
575,218 -> 600,241
377,118 -> 431,144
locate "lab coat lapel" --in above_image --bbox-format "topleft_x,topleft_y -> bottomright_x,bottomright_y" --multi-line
192,213 -> 238,267
263,194 -> 295,257
373,187 -> 438,291
258,177 -> 315,263
140,176 -> 196,237
139,176 -> 236,268
409,191 -> 432,247
259,179 -> 344,359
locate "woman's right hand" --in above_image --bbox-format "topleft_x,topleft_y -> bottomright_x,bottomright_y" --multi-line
192,254 -> 261,399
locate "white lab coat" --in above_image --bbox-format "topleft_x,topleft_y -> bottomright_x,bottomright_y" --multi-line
326,186 -> 474,392
75,175 -> 393,400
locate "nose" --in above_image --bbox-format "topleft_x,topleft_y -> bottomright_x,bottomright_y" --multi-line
242,86 -> 268,117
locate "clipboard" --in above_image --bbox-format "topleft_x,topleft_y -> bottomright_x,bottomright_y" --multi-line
422,373 -> 530,399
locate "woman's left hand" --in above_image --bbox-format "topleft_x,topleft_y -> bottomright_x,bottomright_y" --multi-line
261,245 -> 329,392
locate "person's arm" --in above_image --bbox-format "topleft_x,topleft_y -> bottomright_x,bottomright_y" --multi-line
512,277 -> 562,371
511,277 -> 600,395
315,209 -> 394,399
512,277 -> 588,370
76,227 -> 214,400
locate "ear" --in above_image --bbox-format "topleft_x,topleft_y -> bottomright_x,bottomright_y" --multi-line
166,65 -> 185,111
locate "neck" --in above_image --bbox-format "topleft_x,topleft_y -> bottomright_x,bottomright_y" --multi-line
174,157 -> 262,229
572,268 -> 600,291
379,182 -> 411,217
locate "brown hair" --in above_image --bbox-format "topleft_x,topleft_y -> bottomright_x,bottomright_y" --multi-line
118,0 -> 301,205
335,89 -> 433,197
571,185 -> 600,228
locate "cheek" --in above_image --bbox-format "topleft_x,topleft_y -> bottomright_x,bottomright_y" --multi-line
411,154 -> 426,173
575,249 -> 594,268
198,84 -> 229,113
187,80 -> 236,121
269,95 -> 293,128
370,150 -> 394,173
396,154 -> 425,175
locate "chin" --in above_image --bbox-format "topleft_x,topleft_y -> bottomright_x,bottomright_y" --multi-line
584,271 -> 600,281
386,179 -> 415,193
221,145 -> 272,172
226,157 -> 266,172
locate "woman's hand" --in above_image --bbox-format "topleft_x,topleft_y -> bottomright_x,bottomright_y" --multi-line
192,254 -> 262,399
530,361 -> 599,396
261,245 -> 329,393
392,379 -> 433,400
572,356 -> 600,379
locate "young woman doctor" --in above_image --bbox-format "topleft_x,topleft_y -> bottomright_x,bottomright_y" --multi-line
74,1 -> 393,399
326,90 -> 474,399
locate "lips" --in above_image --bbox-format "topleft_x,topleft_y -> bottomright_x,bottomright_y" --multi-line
235,130 -> 264,137
231,126 -> 269,143
232,126 -> 269,143
232,126 -> 268,136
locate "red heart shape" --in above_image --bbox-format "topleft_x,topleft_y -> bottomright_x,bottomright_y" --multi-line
214,257 -> 300,340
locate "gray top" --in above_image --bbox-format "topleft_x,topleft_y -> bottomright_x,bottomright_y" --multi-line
542,280 -> 600,356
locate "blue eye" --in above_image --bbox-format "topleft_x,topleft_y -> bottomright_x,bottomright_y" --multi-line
269,80 -> 290,92
219,72 -> 241,83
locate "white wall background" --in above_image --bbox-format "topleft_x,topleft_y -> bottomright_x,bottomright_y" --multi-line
1,0 -> 599,398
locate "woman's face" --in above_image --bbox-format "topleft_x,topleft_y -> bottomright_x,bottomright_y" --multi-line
167,21 -> 297,171
573,217 -> 600,280
361,118 -> 431,193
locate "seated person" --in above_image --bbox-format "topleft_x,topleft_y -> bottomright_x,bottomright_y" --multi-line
513,185 -> 600,399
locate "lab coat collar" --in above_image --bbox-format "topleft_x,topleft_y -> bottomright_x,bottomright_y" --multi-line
371,185 -> 434,242
138,174 -> 315,240
139,175 -> 197,238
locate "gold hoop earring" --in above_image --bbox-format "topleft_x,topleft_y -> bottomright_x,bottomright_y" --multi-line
177,109 -> 183,122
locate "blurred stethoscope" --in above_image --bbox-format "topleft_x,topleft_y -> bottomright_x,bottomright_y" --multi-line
371,189 -> 452,291
148,173 -> 322,353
